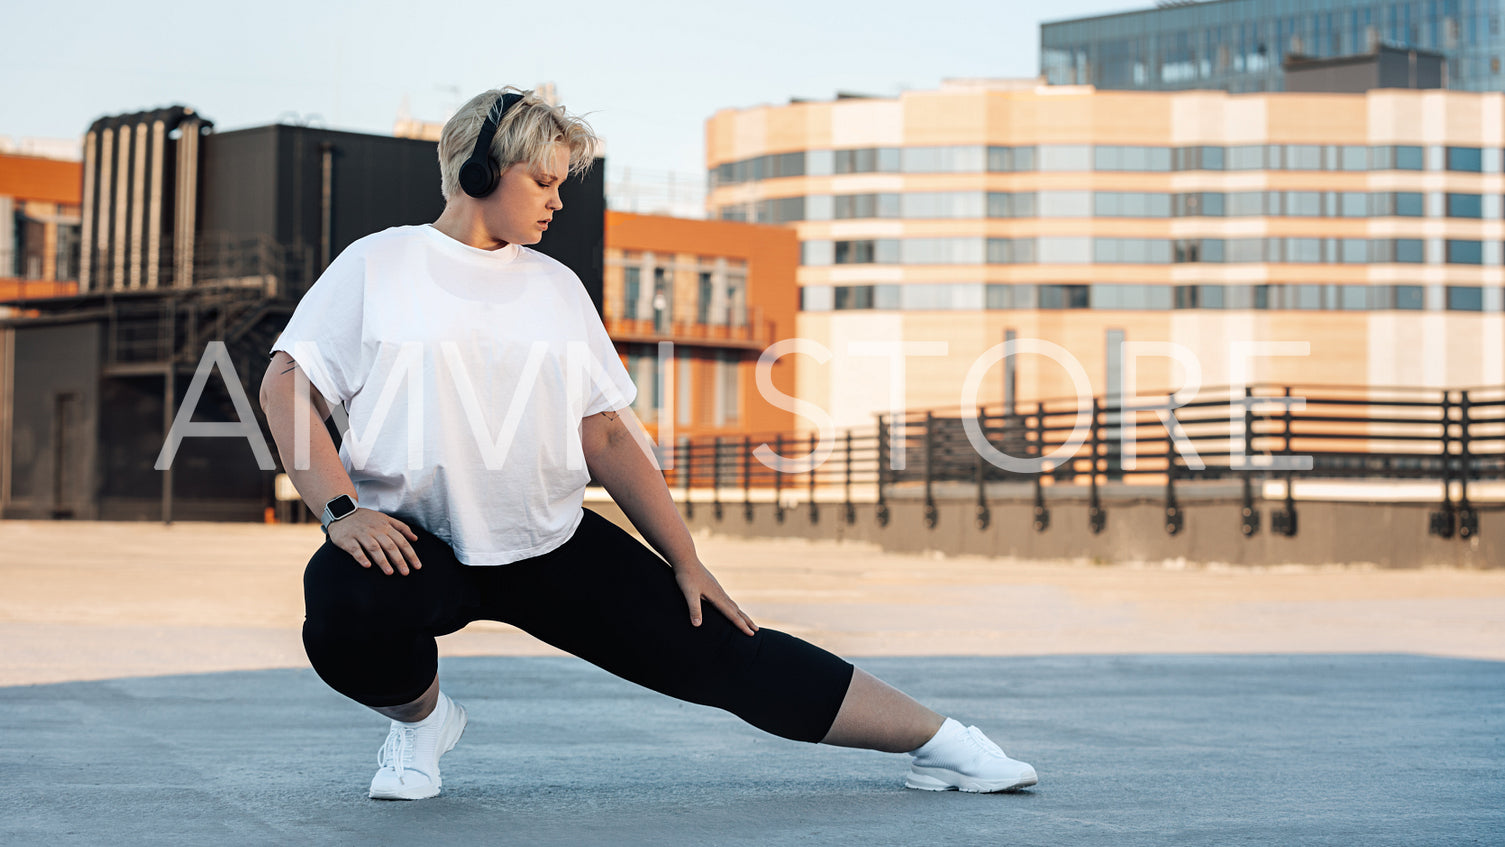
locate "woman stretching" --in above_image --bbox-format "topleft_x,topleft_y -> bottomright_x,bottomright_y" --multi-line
259,86 -> 1036,800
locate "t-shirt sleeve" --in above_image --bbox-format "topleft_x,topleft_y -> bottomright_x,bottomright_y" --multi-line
267,243 -> 367,410
578,289 -> 637,417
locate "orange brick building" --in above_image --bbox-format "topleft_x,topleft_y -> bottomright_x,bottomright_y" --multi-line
0,153 -> 81,302
603,211 -> 800,444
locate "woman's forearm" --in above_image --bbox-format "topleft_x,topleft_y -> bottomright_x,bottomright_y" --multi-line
584,420 -> 700,569
260,362 -> 358,517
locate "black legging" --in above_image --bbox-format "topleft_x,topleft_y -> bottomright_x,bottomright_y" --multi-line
301,508 -> 856,744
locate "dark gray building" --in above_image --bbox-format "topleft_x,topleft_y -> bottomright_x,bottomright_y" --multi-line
1285,44 -> 1446,91
1041,0 -> 1495,93
1,107 -> 606,522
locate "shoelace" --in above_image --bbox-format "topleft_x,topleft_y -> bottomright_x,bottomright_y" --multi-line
377,725 -> 416,779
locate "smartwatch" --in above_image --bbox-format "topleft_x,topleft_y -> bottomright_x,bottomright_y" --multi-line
320,494 -> 358,535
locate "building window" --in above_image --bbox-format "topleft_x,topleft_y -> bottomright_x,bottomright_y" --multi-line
987,192 -> 1036,218
1339,286 -> 1369,310
901,192 -> 981,218
1339,239 -> 1369,263
900,284 -> 954,310
1038,284 -> 1090,309
1226,192 -> 1265,216
1038,191 -> 1093,217
1094,146 -> 1173,172
835,240 -> 900,264
801,241 -> 834,266
1393,285 -> 1426,310
1375,239 -> 1426,263
806,150 -> 834,177
1340,146 -> 1368,171
833,147 -> 902,174
697,271 -> 714,324
800,285 -> 834,311
1447,286 -> 1484,311
1038,145 -> 1092,172
1037,237 -> 1092,264
755,196 -> 805,223
1100,192 -> 1173,217
834,193 -> 902,219
623,266 -> 642,320
987,146 -> 1037,172
1446,194 -> 1483,218
902,146 -> 985,173
725,272 -> 746,326
677,356 -> 692,425
1227,145 -> 1265,170
898,283 -> 984,310
628,347 -> 660,423
1095,238 -> 1172,263
985,284 -> 1012,309
1284,191 -> 1323,216
55,222 -> 81,281
834,285 -> 874,310
987,238 -> 1036,264
1288,284 -> 1324,310
1372,145 -> 1425,170
1090,283 -> 1173,310
1284,238 -> 1323,263
1385,192 -> 1426,217
1447,146 -> 1484,172
1211,239 -> 1249,262
13,211 -> 46,279
1339,192 -> 1368,217
769,151 -> 804,179
714,351 -> 739,426
652,266 -> 673,331
1284,145 -> 1323,170
1446,240 -> 1484,264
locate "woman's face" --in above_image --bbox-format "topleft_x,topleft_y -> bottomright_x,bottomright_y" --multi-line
485,145 -> 568,247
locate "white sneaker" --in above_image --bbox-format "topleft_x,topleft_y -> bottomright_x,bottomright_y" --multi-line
368,693 -> 468,800
905,718 -> 1038,793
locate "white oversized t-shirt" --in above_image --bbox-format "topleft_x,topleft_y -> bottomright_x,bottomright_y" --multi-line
269,224 -> 637,565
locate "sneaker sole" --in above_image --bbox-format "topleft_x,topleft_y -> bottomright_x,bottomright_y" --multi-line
905,767 -> 1038,793
368,703 -> 469,801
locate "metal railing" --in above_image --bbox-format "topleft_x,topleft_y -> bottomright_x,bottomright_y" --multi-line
663,384 -> 1505,540
604,306 -> 775,349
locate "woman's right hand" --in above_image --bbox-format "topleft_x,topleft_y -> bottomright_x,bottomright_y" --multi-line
327,509 -> 424,576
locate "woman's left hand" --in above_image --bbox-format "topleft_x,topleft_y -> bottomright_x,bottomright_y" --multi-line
673,559 -> 758,636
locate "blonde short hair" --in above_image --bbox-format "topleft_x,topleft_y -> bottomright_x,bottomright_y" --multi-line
437,86 -> 601,201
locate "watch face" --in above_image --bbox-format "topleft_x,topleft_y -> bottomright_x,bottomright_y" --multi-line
329,494 -> 357,519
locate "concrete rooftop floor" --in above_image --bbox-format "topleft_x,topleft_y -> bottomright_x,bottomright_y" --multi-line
2,518 -> 1502,845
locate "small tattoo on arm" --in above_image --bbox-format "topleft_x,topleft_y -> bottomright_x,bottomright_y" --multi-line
601,410 -> 618,422
280,365 -> 298,375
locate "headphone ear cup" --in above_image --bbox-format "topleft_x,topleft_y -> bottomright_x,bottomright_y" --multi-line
459,157 -> 498,198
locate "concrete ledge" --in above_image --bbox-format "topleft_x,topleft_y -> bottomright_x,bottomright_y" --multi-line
590,491 -> 1500,569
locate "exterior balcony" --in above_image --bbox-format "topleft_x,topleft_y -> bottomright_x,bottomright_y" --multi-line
603,306 -> 776,352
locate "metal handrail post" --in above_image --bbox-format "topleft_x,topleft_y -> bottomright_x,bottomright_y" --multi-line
923,411 -> 938,528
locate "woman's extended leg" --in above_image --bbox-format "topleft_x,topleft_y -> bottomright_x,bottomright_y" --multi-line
485,509 -> 1037,792
819,668 -> 945,752
483,509 -> 859,743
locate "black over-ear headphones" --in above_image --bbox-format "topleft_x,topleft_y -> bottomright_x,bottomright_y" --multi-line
458,92 -> 525,198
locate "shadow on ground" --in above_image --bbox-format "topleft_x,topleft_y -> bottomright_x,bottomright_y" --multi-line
3,655 -> 1502,846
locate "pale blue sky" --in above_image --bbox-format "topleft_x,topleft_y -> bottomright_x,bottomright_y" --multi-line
5,0 -> 1133,177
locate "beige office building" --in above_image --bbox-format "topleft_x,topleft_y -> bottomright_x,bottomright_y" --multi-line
706,81 -> 1505,431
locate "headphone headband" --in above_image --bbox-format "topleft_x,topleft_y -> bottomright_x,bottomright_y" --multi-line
458,92 -> 525,199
